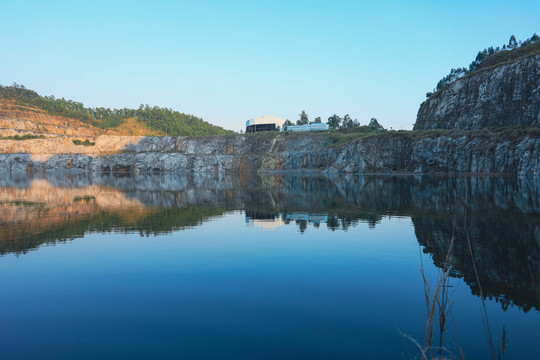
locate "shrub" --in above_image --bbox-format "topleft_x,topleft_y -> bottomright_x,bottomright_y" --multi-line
0,134 -> 45,140
72,139 -> 95,146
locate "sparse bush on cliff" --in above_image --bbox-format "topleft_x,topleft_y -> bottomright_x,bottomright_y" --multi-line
0,134 -> 45,140
72,139 -> 95,146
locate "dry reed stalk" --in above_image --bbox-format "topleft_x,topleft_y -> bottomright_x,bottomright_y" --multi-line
465,231 -> 507,360
402,210 -> 508,359
419,235 -> 461,360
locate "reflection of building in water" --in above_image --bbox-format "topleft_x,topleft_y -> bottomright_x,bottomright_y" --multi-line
244,210 -> 285,230
286,213 -> 328,224
245,211 -> 328,230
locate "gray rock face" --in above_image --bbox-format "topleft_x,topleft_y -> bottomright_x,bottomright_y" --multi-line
415,54 -> 540,130
0,133 -> 538,176
411,135 -> 540,176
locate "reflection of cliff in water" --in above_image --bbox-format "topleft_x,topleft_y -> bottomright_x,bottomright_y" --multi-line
0,173 -> 538,312
409,177 -> 540,312
414,214 -> 540,312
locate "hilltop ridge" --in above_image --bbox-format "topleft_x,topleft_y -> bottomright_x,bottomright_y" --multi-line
0,84 -> 233,138
415,36 -> 540,130
0,98 -> 164,137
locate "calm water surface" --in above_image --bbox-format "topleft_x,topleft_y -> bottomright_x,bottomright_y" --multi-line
0,173 -> 538,359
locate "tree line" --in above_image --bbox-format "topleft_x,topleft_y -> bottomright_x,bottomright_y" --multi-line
0,84 -> 233,136
282,110 -> 385,131
427,33 -> 540,98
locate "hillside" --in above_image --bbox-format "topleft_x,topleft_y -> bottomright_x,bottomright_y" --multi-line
0,98 -> 163,137
415,38 -> 540,130
425,34 -> 539,98
0,84 -> 233,137
472,40 -> 540,73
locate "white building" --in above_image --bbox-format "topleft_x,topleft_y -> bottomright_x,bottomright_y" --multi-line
245,116 -> 285,133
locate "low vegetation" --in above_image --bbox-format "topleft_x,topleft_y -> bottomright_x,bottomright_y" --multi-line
324,125 -> 540,149
244,122 -> 539,151
72,139 -> 95,146
0,84 -> 234,136
73,196 -> 96,203
427,34 -> 540,98
326,125 -> 387,147
0,134 -> 45,140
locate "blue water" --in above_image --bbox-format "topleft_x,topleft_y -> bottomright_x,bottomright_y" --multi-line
0,174 -> 538,359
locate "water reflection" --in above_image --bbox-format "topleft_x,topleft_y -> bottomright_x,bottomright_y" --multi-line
0,172 -> 539,313
245,211 -> 328,231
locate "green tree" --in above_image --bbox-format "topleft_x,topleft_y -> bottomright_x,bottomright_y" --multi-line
283,119 -> 293,131
341,114 -> 354,129
313,116 -> 322,124
368,118 -> 384,130
508,35 -> 518,49
297,110 -> 309,125
327,114 -> 341,129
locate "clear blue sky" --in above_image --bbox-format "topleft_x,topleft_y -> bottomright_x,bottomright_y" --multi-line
1,0 -> 538,130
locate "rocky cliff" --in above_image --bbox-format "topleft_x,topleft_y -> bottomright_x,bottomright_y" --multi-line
0,131 -> 538,176
415,54 -> 540,130
1,51 -> 539,176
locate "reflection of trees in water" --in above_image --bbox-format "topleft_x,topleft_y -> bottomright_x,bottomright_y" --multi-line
0,172 -> 538,312
0,206 -> 226,256
414,214 -> 540,312
325,212 -> 381,231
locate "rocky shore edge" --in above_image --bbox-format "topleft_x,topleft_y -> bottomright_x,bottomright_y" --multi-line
0,132 -> 538,177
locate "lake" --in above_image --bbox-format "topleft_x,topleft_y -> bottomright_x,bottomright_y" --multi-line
0,173 -> 538,359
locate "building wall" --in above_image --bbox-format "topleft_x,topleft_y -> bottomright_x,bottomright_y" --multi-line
246,123 -> 276,133
245,116 -> 285,133
285,124 -> 329,132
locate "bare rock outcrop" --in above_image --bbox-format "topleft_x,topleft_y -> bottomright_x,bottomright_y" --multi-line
415,54 -> 540,130
0,132 -> 538,176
